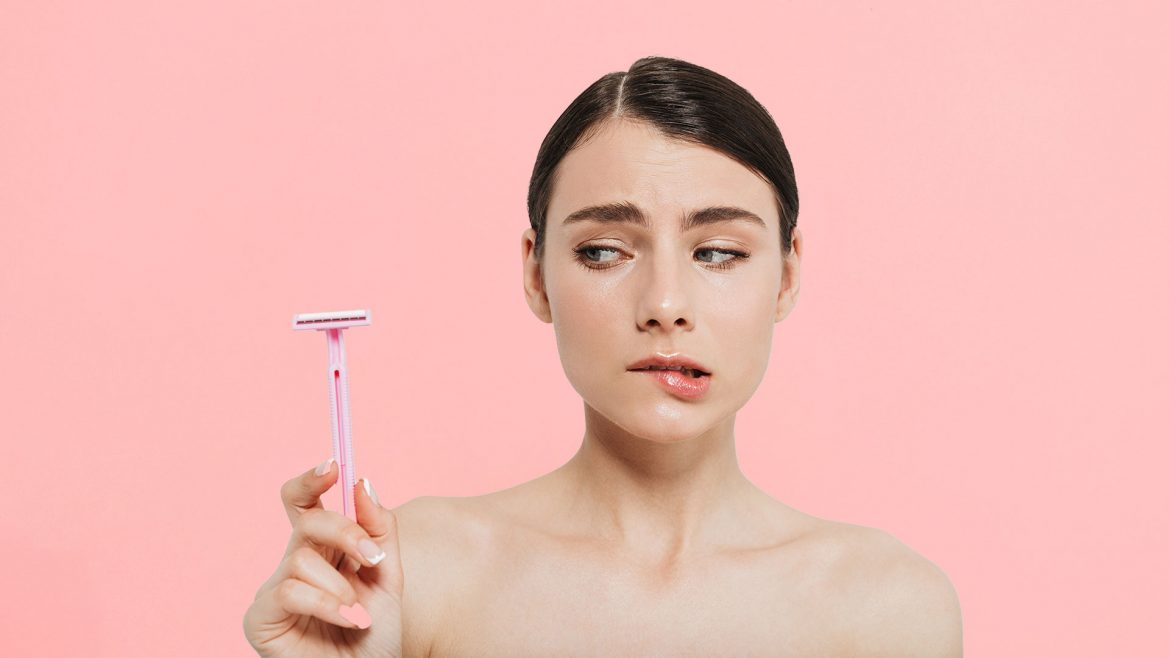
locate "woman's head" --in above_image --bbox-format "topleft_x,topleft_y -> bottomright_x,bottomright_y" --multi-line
521,56 -> 802,443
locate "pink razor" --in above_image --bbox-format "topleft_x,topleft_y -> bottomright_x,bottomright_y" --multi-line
293,309 -> 371,520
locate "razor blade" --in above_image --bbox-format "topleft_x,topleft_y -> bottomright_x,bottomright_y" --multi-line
292,309 -> 371,330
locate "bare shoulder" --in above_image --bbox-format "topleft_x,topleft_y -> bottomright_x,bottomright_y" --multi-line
390,494 -> 489,550
388,495 -> 489,658
817,522 -> 964,657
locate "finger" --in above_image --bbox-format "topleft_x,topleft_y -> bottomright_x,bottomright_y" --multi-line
254,528 -> 359,603
291,507 -> 389,571
259,545 -> 360,606
341,554 -> 362,574
254,577 -> 368,630
352,477 -> 404,592
280,457 -> 337,527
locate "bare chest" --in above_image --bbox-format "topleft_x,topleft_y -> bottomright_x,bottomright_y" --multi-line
426,543 -> 852,657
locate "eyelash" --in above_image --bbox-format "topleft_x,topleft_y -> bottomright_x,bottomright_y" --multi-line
572,245 -> 750,272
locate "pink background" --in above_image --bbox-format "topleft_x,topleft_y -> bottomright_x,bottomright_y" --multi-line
2,1 -> 1167,655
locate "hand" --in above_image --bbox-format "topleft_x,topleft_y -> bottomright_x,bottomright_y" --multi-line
243,459 -> 404,658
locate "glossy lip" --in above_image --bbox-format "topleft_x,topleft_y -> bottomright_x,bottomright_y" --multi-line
626,352 -> 712,376
636,368 -> 711,399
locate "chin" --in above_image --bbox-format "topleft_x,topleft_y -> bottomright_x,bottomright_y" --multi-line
577,378 -> 721,439
612,402 -> 716,443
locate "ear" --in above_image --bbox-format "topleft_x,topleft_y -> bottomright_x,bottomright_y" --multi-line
775,226 -> 802,323
521,228 -> 553,323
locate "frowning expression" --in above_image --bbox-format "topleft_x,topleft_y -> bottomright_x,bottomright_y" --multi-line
522,118 -> 801,442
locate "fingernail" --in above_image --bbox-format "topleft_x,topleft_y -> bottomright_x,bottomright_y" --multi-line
358,538 -> 386,565
362,477 -> 381,507
338,602 -> 371,629
314,457 -> 334,476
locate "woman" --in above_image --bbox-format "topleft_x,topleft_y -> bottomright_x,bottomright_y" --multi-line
244,55 -> 963,657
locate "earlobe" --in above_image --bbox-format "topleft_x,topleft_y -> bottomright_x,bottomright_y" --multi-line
776,283 -> 800,323
774,279 -> 791,323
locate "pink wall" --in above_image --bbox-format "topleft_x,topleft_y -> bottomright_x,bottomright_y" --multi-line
2,1 -> 1166,655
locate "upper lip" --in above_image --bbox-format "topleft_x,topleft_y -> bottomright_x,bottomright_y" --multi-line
627,353 -> 711,376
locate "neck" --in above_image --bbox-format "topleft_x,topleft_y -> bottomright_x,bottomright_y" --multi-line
556,400 -> 761,564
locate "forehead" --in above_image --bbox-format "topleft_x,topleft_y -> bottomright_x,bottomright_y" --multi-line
548,119 -> 778,230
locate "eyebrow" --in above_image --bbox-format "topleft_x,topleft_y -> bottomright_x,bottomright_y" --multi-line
561,201 -> 768,232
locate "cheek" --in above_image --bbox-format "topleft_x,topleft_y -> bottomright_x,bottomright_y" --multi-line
548,274 -> 626,383
708,282 -> 778,377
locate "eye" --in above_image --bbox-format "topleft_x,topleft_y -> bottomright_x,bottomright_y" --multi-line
696,247 -> 749,270
572,245 -> 750,271
573,245 -> 623,268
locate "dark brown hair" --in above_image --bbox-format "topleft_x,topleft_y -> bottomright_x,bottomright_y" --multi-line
527,55 -> 799,263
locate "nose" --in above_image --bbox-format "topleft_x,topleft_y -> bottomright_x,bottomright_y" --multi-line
635,250 -> 694,334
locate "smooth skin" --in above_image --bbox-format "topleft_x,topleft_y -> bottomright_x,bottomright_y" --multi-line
245,116 -> 962,657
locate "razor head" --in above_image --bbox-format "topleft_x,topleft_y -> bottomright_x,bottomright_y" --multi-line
292,309 -> 371,330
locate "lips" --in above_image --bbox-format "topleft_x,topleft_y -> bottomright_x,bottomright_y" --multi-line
631,365 -> 707,378
632,368 -> 711,398
626,354 -> 711,377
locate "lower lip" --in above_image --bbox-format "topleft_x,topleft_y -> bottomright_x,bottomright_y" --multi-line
631,369 -> 711,399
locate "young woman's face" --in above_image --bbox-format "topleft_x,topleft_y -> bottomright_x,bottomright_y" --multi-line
522,118 -> 801,443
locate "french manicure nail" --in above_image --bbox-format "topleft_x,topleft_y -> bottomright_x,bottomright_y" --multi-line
339,602 -> 371,629
314,458 -> 334,476
362,477 -> 381,507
